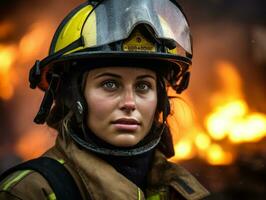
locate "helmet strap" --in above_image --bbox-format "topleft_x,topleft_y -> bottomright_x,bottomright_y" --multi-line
34,74 -> 60,124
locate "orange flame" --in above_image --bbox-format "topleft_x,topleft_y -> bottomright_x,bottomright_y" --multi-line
18,22 -> 52,61
168,61 -> 265,165
173,139 -> 195,160
206,144 -> 233,165
0,20 -> 54,101
206,62 -> 266,144
0,45 -> 18,100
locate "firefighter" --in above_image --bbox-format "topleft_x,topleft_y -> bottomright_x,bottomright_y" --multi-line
0,0 -> 209,199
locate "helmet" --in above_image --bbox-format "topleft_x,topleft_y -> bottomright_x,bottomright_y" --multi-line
29,0 -> 192,157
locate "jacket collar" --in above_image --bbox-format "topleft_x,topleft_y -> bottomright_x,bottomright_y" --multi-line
50,131 -> 145,200
48,131 -> 209,200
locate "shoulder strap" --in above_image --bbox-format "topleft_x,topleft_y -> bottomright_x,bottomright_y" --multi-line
0,157 -> 83,200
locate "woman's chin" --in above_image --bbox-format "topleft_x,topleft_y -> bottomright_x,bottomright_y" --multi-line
108,134 -> 141,147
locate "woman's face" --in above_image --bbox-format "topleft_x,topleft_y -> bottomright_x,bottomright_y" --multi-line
84,67 -> 157,147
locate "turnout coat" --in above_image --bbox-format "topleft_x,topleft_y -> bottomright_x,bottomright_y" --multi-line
0,130 -> 209,200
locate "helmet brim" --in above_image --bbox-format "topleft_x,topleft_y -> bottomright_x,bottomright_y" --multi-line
38,51 -> 191,91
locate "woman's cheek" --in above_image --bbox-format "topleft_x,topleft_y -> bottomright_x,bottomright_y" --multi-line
88,95 -> 114,121
139,97 -> 157,120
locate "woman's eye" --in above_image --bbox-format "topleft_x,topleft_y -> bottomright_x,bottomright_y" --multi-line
136,82 -> 151,92
102,81 -> 119,90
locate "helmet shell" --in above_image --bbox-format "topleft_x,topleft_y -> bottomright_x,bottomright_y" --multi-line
29,0 -> 192,92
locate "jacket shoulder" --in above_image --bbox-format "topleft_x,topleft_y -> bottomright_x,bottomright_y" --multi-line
148,151 -> 210,200
0,170 -> 54,200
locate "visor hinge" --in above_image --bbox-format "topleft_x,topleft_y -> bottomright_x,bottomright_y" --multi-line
29,60 -> 41,89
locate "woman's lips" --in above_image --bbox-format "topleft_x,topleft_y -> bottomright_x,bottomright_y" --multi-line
112,118 -> 140,132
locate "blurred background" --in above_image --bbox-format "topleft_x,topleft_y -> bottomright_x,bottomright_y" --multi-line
0,0 -> 265,199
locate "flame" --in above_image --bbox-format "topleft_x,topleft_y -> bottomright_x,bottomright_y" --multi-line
0,44 -> 18,100
205,100 -> 248,140
0,19 -> 55,101
168,61 -> 265,165
195,132 -> 211,151
173,139 -> 194,160
206,62 -> 266,144
203,62 -> 266,164
206,144 -> 233,165
0,19 -> 57,160
229,113 -> 266,143
19,22 -> 53,61
206,101 -> 266,144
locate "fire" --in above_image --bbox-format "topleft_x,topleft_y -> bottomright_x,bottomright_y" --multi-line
169,61 -> 266,165
0,19 -> 57,161
205,62 -> 266,144
174,139 -> 194,160
206,100 -> 266,144
0,20 -> 52,101
0,44 -> 18,100
229,113 -> 266,143
195,133 -> 211,151
205,100 -> 248,140
206,144 -> 233,165
18,22 -> 52,61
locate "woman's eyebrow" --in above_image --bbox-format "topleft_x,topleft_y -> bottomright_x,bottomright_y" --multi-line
94,73 -> 122,79
136,75 -> 156,80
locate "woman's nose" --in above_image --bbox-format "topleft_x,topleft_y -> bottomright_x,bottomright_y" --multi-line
120,88 -> 136,113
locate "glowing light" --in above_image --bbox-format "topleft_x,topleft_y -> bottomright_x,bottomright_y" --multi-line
206,100 -> 248,140
174,139 -> 194,160
205,114 -> 228,140
0,45 -> 16,72
229,113 -> 266,143
0,45 -> 17,100
206,144 -> 233,165
19,22 -> 52,61
195,133 -> 211,150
